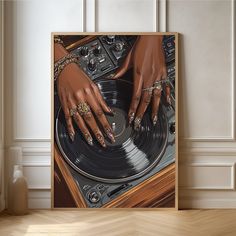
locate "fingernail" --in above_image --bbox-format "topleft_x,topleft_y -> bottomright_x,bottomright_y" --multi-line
153,115 -> 158,126
129,112 -> 135,124
134,117 -> 141,131
69,132 -> 75,142
96,133 -> 106,147
108,107 -> 116,115
106,128 -> 115,143
84,133 -> 93,146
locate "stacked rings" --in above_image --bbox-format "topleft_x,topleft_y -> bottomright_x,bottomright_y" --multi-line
142,79 -> 169,93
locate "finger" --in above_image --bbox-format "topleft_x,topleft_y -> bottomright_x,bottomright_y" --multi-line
72,112 -> 94,146
151,88 -> 162,126
163,69 -> 168,80
134,90 -> 152,130
91,83 -> 114,114
161,68 -> 168,80
111,47 -> 134,79
60,90 -> 75,141
128,71 -> 143,124
75,93 -> 106,147
67,95 -> 93,146
165,82 -> 171,105
79,105 -> 106,147
85,89 -> 115,143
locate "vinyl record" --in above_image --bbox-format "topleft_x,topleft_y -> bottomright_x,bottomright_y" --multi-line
55,79 -> 168,183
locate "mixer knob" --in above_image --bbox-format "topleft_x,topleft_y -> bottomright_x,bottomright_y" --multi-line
87,190 -> 101,203
106,35 -> 116,44
88,58 -> 96,71
115,42 -> 124,51
80,46 -> 89,56
94,45 -> 102,56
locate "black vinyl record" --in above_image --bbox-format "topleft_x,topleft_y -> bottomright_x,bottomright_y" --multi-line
55,79 -> 168,183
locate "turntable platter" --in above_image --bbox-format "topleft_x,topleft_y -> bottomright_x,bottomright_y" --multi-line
55,79 -> 168,183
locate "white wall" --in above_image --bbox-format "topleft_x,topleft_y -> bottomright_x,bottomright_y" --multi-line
3,0 -> 236,209
168,0 -> 236,208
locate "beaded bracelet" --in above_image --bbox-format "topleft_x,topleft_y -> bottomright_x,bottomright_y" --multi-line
54,54 -> 78,81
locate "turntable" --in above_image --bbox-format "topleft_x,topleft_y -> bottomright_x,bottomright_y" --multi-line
53,34 -> 177,208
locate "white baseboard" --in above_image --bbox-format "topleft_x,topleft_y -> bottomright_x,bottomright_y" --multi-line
28,196 -> 236,209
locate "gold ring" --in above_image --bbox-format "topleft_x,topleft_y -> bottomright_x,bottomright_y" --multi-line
142,87 -> 154,94
153,81 -> 162,91
154,84 -> 162,91
77,102 -> 91,116
69,108 -> 78,117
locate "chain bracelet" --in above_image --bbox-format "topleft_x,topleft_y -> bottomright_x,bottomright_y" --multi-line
54,54 -> 78,81
54,36 -> 64,46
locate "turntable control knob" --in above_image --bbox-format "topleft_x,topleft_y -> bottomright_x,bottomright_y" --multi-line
94,45 -> 102,56
106,35 -> 116,44
169,122 -> 175,134
88,58 -> 96,71
87,190 -> 101,203
80,46 -> 89,56
115,42 -> 124,51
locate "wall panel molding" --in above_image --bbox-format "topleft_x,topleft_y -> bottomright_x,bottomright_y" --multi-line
179,140 -> 236,154
91,0 -> 167,32
158,0 -> 166,31
95,0 -> 157,32
85,0 -> 96,32
28,190 -> 51,209
23,166 -> 51,190
14,138 -> 51,142
22,146 -> 51,170
22,146 -> 51,156
82,0 -> 86,32
179,163 -> 235,190
179,197 -> 236,209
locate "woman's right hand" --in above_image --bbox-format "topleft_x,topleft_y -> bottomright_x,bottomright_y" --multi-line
110,35 -> 170,129
57,62 -> 115,147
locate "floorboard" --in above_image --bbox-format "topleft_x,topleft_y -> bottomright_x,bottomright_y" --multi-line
1,210 -> 236,236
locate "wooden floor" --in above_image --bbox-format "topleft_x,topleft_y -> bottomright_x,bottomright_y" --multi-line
1,210 -> 236,236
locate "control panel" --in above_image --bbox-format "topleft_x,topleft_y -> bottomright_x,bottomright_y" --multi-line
70,35 -> 137,81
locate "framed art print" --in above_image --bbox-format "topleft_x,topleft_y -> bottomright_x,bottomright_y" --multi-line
52,33 -> 178,208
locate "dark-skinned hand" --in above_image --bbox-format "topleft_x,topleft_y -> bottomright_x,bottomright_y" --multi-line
55,43 -> 115,147
110,35 -> 170,130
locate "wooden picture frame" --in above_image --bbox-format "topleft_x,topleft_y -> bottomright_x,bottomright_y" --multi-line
51,32 -> 179,209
